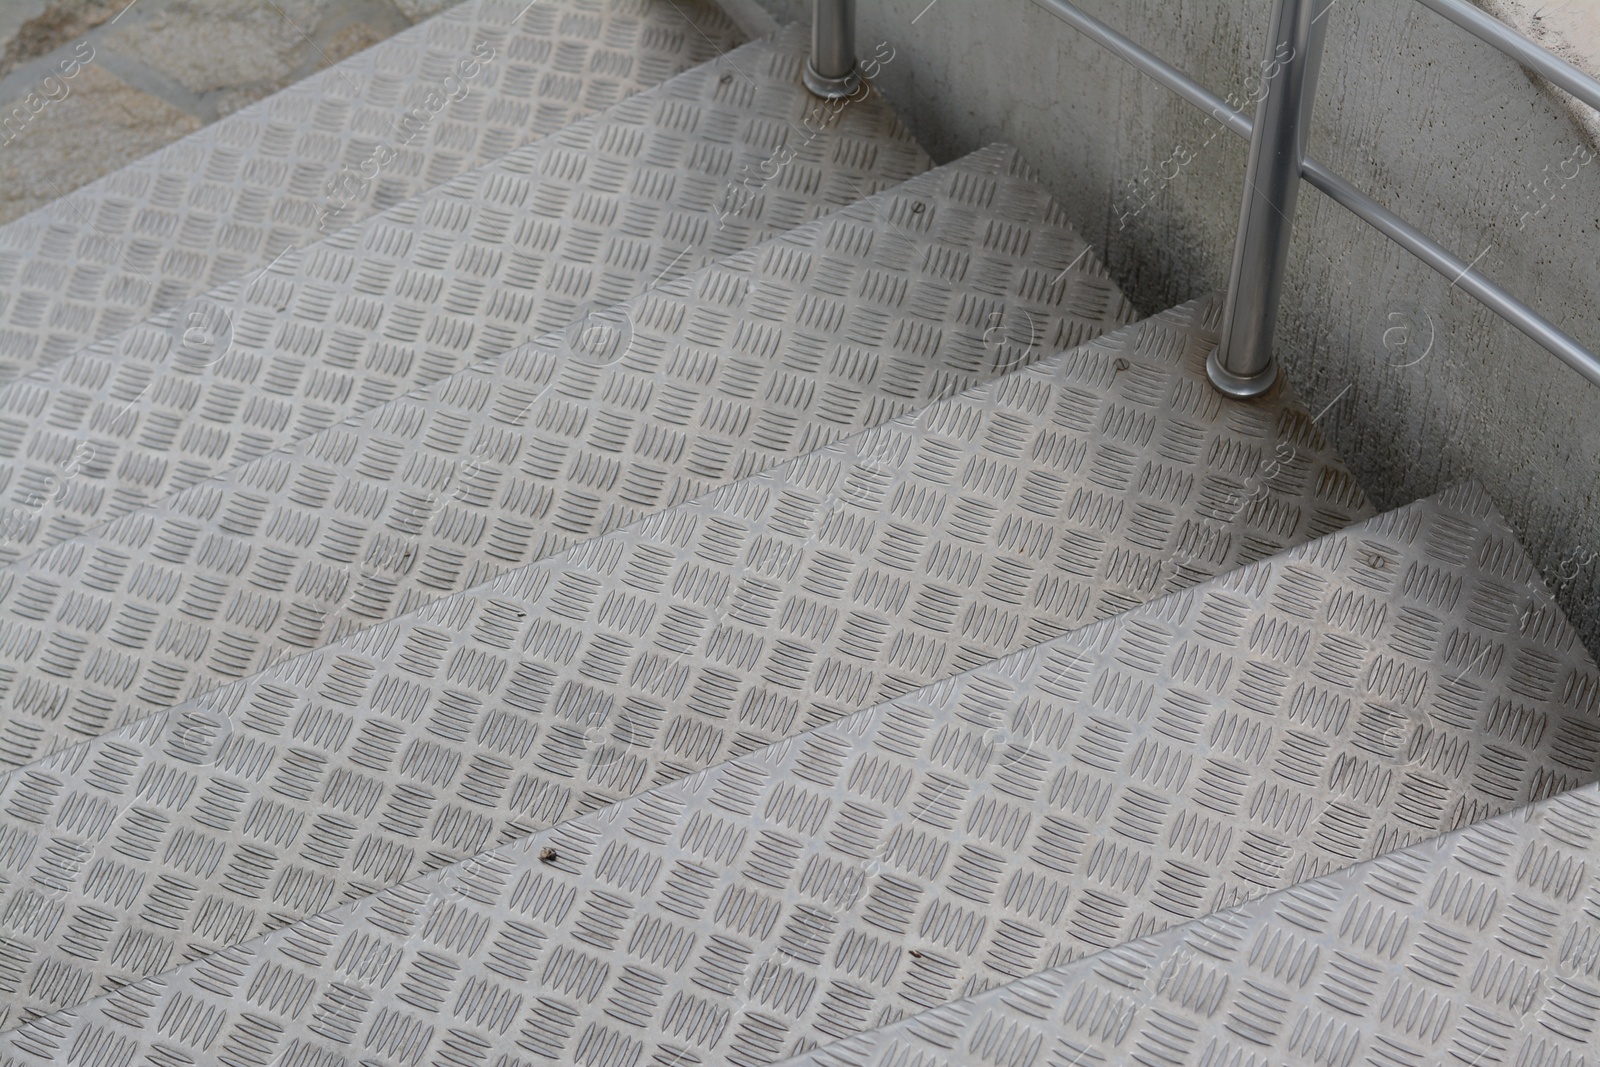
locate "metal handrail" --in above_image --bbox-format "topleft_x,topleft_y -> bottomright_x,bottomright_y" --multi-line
805,0 -> 1600,392
1034,0 -> 1600,390
1211,0 -> 1330,397
805,0 -> 859,98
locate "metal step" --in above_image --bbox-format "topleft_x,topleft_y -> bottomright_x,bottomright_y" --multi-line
0,301 -> 1368,1027
0,142 -> 1128,768
0,483 -> 1588,1061
781,747 -> 1600,1067
0,26 -> 930,571
0,0 -> 745,378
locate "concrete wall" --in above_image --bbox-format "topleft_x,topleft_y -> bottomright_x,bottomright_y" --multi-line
756,0 -> 1600,654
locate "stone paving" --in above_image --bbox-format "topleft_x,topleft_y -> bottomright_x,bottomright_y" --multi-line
0,0 -> 462,224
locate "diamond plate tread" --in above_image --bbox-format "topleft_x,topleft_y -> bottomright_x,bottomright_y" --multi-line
0,299 -> 1370,1027
1,482 -> 1592,1062
0,0 -> 745,379
0,26 -> 930,572
785,761 -> 1600,1067
0,142 -> 1124,768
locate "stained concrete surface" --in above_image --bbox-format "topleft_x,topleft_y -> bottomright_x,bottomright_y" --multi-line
1482,0 -> 1600,149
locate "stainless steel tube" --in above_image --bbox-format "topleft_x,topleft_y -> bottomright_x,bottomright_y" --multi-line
1303,157 -> 1600,387
1033,0 -> 1253,139
1210,0 -> 1332,398
805,0 -> 860,98
1035,0 -> 1600,388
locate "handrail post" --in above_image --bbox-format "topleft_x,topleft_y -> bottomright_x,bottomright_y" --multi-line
805,0 -> 860,98
1209,0 -> 1332,398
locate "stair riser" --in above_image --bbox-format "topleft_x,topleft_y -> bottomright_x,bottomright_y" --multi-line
3,486 -> 1592,1064
0,0 -> 745,377
0,29 -> 928,570
0,302 -> 1368,1027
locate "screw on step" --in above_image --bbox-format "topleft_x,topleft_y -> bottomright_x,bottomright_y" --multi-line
910,201 -> 925,213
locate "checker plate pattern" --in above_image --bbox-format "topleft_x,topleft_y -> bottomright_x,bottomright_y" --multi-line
0,144 -> 1126,765
0,0 -> 745,377
0,29 -> 930,568
2,485 -> 1595,1061
785,776 -> 1600,1067
0,302 -> 1370,1027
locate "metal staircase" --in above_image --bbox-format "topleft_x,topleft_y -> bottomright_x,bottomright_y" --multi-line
0,0 -> 1595,1064
0,0 -> 745,376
